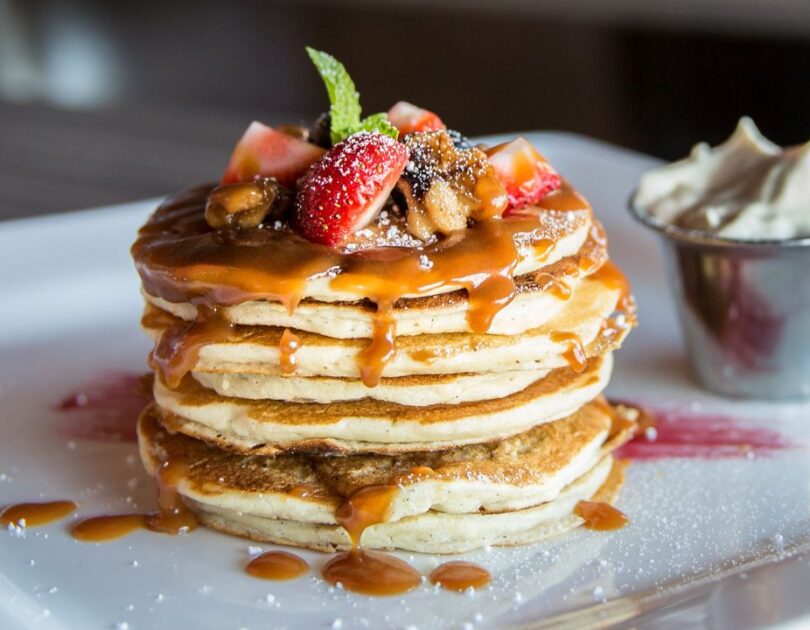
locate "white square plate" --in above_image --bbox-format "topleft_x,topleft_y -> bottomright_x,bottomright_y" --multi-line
1,133 -> 809,630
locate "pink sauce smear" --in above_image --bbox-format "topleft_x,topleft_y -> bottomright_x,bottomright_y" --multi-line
54,372 -> 150,443
615,403 -> 794,460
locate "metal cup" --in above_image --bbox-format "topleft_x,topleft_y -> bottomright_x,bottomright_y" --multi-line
629,199 -> 810,400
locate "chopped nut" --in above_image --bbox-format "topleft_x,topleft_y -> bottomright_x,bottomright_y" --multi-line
205,178 -> 291,229
397,130 -> 507,239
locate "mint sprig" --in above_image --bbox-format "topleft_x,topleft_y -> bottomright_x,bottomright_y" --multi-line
306,47 -> 398,144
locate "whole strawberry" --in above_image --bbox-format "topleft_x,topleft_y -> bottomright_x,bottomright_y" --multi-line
295,132 -> 409,247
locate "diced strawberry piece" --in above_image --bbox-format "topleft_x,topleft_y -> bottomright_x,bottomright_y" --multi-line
222,122 -> 325,187
486,138 -> 562,213
295,133 -> 409,247
387,101 -> 445,136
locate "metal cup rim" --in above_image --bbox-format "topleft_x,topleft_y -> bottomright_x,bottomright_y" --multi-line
627,191 -> 810,250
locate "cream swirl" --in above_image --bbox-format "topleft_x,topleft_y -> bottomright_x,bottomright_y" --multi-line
634,117 -> 810,240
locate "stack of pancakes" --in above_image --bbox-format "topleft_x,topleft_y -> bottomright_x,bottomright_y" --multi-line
134,182 -> 637,554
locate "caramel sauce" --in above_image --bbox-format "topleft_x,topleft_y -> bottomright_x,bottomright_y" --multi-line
145,460 -> 198,534
322,549 -> 421,596
245,551 -> 309,581
150,306 -> 236,388
574,500 -> 629,531
1,501 -> 76,528
288,485 -> 313,498
536,272 -> 572,300
429,561 -> 492,592
532,238 -> 555,259
550,331 -> 588,373
410,348 -> 440,363
591,260 -> 633,313
355,310 -> 396,387
279,328 -> 301,375
600,313 -> 632,341
334,484 -> 398,546
591,397 -> 639,441
71,514 -> 146,542
323,483 -> 420,595
72,458 -> 199,542
537,186 -> 590,212
132,184 -> 592,388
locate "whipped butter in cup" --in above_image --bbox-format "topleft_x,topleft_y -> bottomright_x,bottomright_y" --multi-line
630,118 -> 810,400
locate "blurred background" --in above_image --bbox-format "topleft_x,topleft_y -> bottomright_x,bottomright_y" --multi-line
1,0 -> 809,219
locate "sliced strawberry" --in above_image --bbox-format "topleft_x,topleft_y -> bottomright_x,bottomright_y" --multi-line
387,101 -> 445,136
295,132 -> 409,246
486,138 -> 562,213
222,122 -> 325,187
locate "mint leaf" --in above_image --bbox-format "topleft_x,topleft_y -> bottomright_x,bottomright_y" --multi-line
306,47 -> 399,143
306,47 -> 361,144
358,113 -> 399,140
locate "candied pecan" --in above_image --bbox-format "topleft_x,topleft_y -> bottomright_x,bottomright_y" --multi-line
397,130 -> 507,239
205,177 -> 292,229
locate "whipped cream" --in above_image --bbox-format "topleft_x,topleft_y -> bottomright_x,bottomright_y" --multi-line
634,117 -> 810,240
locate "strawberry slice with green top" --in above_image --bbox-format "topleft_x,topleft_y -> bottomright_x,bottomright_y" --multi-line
486,137 -> 562,213
222,122 -> 325,187
295,132 -> 409,246
387,101 -> 445,135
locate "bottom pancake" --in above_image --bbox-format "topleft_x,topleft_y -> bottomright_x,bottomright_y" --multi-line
137,401 -> 635,553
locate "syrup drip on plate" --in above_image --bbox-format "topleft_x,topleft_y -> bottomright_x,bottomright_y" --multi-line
429,561 -> 492,592
322,549 -> 422,596
1,501 -> 77,528
574,500 -> 629,531
71,514 -> 146,542
72,458 -> 197,542
323,484 -> 421,596
245,551 -> 309,581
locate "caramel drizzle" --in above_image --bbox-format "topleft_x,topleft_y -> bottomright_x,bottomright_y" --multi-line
591,260 -> 634,314
322,484 -> 421,596
429,561 -> 492,592
279,328 -> 301,375
1,501 -> 76,528
133,184 -> 593,388
71,514 -> 145,541
550,331 -> 588,373
334,484 -> 399,547
150,306 -> 236,389
145,460 -> 198,534
245,551 -> 309,581
574,500 -> 629,531
71,459 -> 197,542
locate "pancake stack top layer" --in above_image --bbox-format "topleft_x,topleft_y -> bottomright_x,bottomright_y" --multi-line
130,49 -> 637,555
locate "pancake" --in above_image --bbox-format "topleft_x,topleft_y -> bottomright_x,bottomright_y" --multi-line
137,401 -> 634,553
190,457 -> 621,554
192,368 -> 551,406
151,353 -> 613,454
141,237 -> 607,339
142,274 -> 633,380
133,183 -> 593,305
